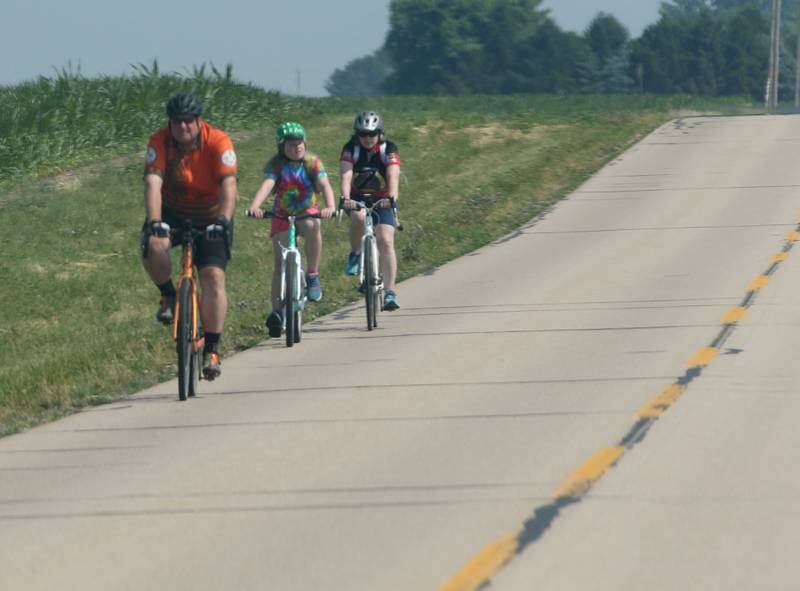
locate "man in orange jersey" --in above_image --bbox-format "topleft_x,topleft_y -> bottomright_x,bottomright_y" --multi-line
140,92 -> 238,380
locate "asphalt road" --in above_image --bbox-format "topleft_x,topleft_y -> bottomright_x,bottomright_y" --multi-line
3,114 -> 800,590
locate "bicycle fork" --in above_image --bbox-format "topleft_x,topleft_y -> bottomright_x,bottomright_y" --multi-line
359,234 -> 382,290
173,246 -> 204,353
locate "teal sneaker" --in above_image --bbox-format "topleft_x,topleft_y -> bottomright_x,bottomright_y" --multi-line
344,252 -> 360,276
383,290 -> 400,311
306,274 -> 322,302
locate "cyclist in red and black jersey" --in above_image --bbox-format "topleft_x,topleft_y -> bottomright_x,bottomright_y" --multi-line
339,111 -> 402,310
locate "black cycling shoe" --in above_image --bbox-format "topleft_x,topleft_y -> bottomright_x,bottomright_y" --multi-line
156,294 -> 175,325
266,311 -> 283,338
202,351 -> 221,380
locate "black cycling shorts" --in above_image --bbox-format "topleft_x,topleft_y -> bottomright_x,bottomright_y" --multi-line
140,217 -> 232,270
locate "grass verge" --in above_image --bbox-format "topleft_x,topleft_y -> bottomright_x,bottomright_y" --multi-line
0,93 -> 757,436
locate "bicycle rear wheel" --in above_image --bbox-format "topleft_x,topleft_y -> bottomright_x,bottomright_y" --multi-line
285,252 -> 297,348
364,237 -> 378,331
177,280 -> 193,401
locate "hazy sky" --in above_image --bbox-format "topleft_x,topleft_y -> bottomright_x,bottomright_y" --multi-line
2,0 -> 664,96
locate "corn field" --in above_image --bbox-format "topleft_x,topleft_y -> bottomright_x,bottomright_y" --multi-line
0,61 -> 307,183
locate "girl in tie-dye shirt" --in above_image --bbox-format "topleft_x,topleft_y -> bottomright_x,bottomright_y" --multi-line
247,122 -> 336,337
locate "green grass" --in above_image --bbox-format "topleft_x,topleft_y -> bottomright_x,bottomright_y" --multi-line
0,70 -> 760,436
0,62 -> 311,184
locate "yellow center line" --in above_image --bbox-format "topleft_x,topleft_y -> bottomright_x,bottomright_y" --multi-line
747,275 -> 769,290
438,534 -> 519,591
441,217 -> 797,589
688,346 -> 719,367
552,446 -> 625,499
636,384 -> 686,418
721,306 -> 747,324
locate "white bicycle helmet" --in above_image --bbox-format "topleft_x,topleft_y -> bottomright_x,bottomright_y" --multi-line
353,111 -> 384,133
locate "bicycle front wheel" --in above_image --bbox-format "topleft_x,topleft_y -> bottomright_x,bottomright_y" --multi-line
285,252 -> 297,348
177,280 -> 194,401
364,237 -> 377,331
294,273 -> 304,344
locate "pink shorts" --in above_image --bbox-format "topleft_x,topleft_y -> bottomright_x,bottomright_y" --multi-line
269,207 -> 320,236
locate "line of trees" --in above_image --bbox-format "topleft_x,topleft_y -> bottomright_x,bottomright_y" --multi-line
325,0 -> 800,100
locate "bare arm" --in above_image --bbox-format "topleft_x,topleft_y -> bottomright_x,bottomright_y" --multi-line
339,161 -> 353,200
317,175 -> 336,219
144,174 -> 164,220
246,178 -> 276,217
386,164 -> 400,201
219,176 -> 237,220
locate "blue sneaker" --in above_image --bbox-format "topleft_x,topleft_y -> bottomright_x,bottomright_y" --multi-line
344,252 -> 360,276
306,274 -> 322,302
383,290 -> 400,311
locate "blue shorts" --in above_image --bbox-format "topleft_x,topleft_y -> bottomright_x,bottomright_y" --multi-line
349,203 -> 397,227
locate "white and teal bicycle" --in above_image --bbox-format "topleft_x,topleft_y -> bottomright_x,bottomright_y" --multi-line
338,194 -> 399,331
247,210 -> 320,347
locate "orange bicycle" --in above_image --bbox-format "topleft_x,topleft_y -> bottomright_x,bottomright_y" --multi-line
171,219 -> 206,401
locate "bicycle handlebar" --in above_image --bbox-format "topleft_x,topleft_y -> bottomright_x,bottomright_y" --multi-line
338,195 -> 395,209
171,219 -> 231,259
245,210 -> 323,221
337,195 -> 403,231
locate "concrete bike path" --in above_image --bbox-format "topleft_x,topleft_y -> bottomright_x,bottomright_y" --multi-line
2,115 -> 800,590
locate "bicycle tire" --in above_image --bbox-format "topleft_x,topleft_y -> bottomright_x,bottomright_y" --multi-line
372,241 -> 383,328
371,242 -> 381,329
364,237 -> 377,331
177,280 -> 193,401
294,274 -> 304,344
188,347 -> 200,397
188,314 -> 201,398
285,252 -> 297,348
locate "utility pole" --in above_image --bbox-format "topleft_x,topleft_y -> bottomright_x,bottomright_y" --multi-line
767,0 -> 782,112
795,2 -> 800,109
296,70 -> 302,96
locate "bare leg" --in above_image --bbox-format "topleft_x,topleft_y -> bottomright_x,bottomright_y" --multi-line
376,224 -> 397,291
271,233 -> 286,312
142,236 -> 172,285
198,266 -> 226,333
349,210 -> 366,253
298,218 -> 322,273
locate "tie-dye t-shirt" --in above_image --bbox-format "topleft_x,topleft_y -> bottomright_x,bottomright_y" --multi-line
264,154 -> 327,215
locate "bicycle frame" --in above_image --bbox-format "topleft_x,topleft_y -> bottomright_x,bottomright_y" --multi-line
342,195 -> 396,330
173,238 -> 202,350
358,203 -> 383,320
247,210 -> 321,346
171,220 -> 204,400
277,216 -> 306,319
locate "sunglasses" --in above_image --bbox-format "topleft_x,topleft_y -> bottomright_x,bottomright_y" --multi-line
170,117 -> 196,126
357,131 -> 379,138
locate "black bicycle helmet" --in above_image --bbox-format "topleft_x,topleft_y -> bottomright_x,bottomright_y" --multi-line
353,111 -> 384,133
166,92 -> 203,118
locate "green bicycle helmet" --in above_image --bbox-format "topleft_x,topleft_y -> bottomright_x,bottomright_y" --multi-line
276,121 -> 306,146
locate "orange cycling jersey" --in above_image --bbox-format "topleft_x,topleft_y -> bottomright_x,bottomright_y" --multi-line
144,121 -> 238,225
